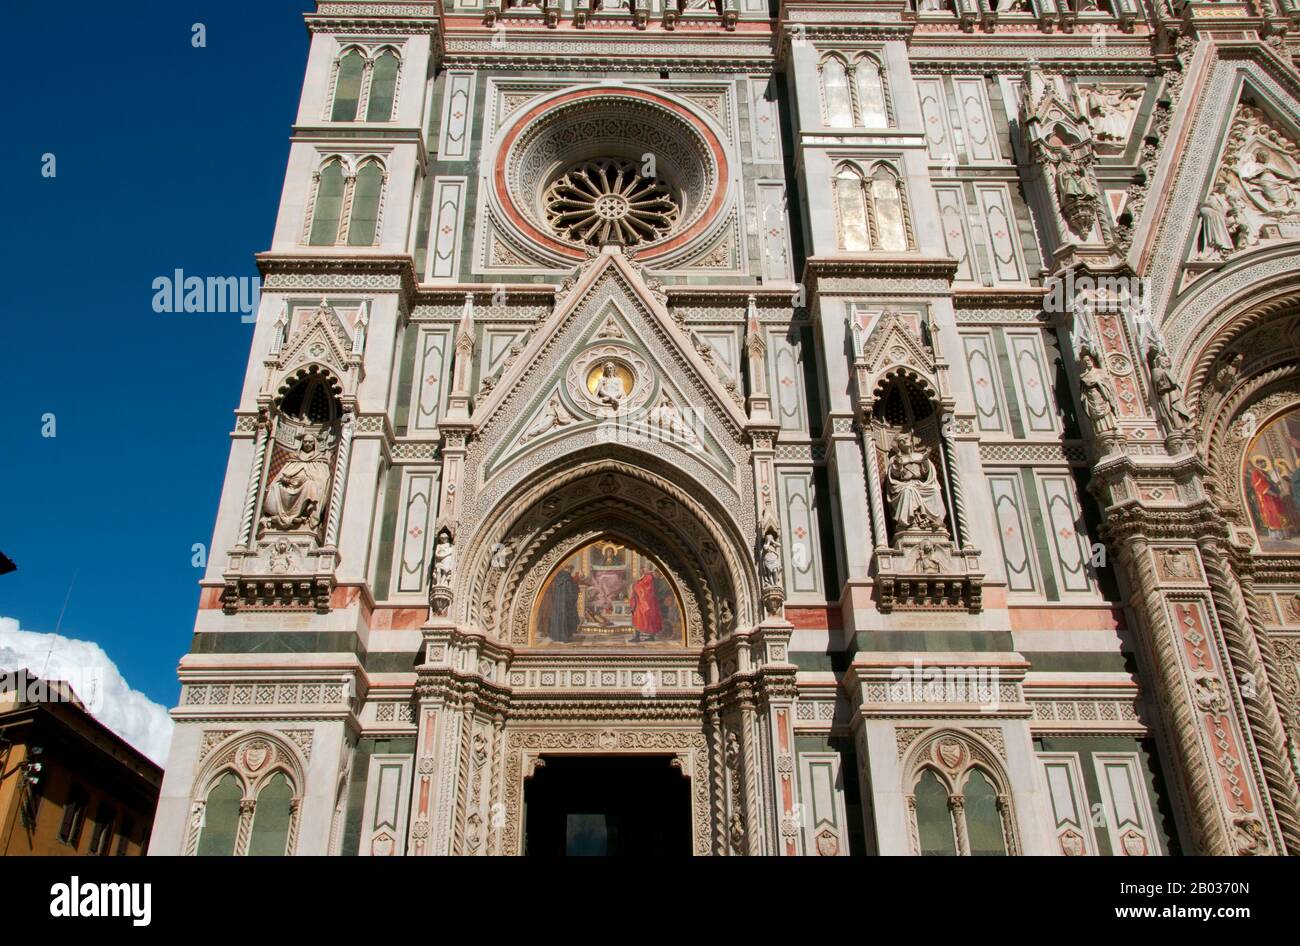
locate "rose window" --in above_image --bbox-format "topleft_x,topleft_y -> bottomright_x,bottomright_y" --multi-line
543,158 -> 681,247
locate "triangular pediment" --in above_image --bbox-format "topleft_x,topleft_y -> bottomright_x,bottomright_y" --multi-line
472,247 -> 748,488
271,302 -> 358,381
1176,92 -> 1300,292
856,309 -> 938,401
1132,50 -> 1300,325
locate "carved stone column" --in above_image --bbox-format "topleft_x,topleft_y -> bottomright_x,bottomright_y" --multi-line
1096,454 -> 1280,854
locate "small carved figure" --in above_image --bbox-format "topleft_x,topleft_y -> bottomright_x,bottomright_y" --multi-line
491,541 -> 513,570
523,392 -> 576,441
433,530 -> 456,587
1146,340 -> 1194,434
650,395 -> 702,447
1227,191 -> 1258,249
595,361 -> 627,408
1080,85 -> 1142,142
885,431 -> 948,532
1236,148 -> 1300,213
1195,191 -> 1234,259
268,538 -> 296,573
1078,349 -> 1119,435
760,531 -> 783,587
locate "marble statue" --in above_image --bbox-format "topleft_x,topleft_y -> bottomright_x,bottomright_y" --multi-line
1147,341 -> 1194,434
595,361 -> 627,408
433,531 -> 456,587
524,392 -> 576,441
260,432 -> 332,534
1080,85 -> 1142,142
760,531 -> 782,587
885,431 -> 948,532
1236,148 -> 1300,213
1196,191 -> 1234,258
1078,349 -> 1119,435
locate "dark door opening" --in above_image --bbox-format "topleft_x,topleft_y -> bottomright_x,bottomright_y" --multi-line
523,754 -> 691,856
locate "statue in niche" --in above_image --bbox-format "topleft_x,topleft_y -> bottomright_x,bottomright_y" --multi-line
1195,191 -> 1234,259
1147,340 -> 1194,434
1079,85 -> 1142,142
1051,147 -> 1099,236
433,530 -> 456,587
259,432 -> 332,535
682,0 -> 715,9
916,0 -> 948,11
597,0 -> 628,9
885,431 -> 948,533
1236,148 -> 1300,213
760,531 -> 783,588
1078,348 -> 1119,436
595,361 -> 627,408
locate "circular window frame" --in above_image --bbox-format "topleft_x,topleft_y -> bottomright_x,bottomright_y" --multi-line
493,87 -> 731,262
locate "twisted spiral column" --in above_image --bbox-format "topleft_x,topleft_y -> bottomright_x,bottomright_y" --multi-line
1118,537 -> 1231,854
237,418 -> 271,547
1200,540 -> 1300,855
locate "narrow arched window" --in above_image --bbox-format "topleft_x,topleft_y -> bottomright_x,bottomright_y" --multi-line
915,770 -> 957,856
854,56 -> 888,127
964,769 -> 1008,855
366,50 -> 399,122
872,165 -> 909,251
821,57 -> 854,128
308,159 -> 346,245
196,772 -> 242,857
331,49 -> 365,122
348,160 -> 384,245
835,165 -> 871,251
248,772 -> 294,856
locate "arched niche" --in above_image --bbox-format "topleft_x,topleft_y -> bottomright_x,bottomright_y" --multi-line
529,535 -> 688,647
1240,406 -> 1300,553
456,454 -> 757,647
259,365 -> 345,542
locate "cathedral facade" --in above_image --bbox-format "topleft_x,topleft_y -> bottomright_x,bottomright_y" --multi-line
151,0 -> 1300,856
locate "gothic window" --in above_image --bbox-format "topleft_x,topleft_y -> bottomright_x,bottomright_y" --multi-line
904,732 -> 1018,856
247,772 -> 295,856
964,769 -> 1008,855
330,48 -> 366,121
821,53 -> 891,128
820,56 -> 854,129
330,46 -> 402,122
196,771 -> 242,856
308,159 -> 346,245
835,164 -> 871,250
835,161 -> 913,252
365,49 -> 400,122
348,159 -> 385,245
914,769 -> 957,855
871,163 -> 910,251
853,55 -> 889,127
306,156 -> 387,246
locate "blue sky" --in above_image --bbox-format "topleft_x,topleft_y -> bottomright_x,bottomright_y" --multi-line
1,2 -> 315,706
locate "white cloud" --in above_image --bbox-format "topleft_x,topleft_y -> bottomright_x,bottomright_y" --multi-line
0,617 -> 174,765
